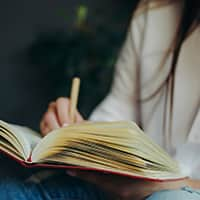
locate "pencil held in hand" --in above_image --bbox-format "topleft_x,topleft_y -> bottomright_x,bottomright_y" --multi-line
69,77 -> 80,123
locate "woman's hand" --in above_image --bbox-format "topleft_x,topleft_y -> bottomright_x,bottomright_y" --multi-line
40,97 -> 84,136
66,170 -> 189,200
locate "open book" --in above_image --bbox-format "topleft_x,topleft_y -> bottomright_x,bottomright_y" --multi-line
0,120 -> 184,181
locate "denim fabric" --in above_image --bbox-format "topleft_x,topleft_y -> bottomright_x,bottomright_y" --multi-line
147,187 -> 200,200
1,173 -> 200,200
0,174 -> 109,200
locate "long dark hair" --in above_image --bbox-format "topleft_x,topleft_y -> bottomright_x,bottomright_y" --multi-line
166,0 -> 199,141
133,0 -> 200,140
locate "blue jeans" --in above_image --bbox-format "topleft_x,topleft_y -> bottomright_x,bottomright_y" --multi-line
147,187 -> 200,200
0,173 -> 108,200
0,173 -> 200,200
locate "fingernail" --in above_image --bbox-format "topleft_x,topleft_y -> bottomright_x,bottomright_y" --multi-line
66,170 -> 77,177
62,123 -> 69,127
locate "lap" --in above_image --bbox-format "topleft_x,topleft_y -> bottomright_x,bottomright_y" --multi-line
0,158 -> 108,200
0,173 -> 109,200
0,160 -> 200,200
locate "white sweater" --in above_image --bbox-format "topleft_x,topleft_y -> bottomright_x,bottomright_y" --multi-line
90,2 -> 200,179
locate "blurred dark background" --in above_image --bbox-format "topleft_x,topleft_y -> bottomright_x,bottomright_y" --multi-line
0,0 -> 135,130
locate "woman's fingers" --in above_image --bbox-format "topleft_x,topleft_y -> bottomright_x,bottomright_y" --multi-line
44,108 -> 60,130
55,97 -> 84,125
56,97 -> 71,126
40,120 -> 49,136
40,97 -> 84,136
76,110 -> 84,123
40,102 -> 60,135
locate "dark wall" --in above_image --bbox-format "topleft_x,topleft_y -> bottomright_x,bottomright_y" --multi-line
0,0 -> 134,130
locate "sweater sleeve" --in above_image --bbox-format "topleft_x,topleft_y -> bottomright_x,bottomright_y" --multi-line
174,108 -> 200,179
89,13 -> 146,122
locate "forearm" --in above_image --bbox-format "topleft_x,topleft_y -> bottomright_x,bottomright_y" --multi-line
187,179 -> 200,189
157,178 -> 200,191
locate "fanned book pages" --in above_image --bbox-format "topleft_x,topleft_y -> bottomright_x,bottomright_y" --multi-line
0,120 -> 185,181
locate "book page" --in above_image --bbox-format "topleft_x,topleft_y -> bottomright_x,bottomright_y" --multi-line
12,125 -> 41,150
0,120 -> 41,160
32,121 -> 183,180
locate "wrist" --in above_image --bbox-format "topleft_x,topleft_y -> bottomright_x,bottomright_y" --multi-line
152,179 -> 189,193
186,179 -> 200,189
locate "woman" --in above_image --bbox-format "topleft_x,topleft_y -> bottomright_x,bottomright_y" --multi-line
1,0 -> 200,199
